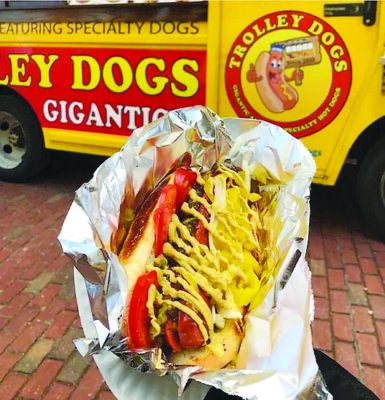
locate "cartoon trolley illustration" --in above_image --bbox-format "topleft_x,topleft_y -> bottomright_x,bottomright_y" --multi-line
247,36 -> 321,113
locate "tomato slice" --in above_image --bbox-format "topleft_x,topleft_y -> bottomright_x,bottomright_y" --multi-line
178,311 -> 205,349
154,208 -> 171,256
164,318 -> 182,352
158,184 -> 177,211
194,204 -> 209,245
128,270 -> 158,349
174,168 -> 197,208
154,184 -> 177,256
153,169 -> 197,256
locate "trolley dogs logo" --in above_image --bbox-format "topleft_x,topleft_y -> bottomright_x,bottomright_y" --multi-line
226,11 -> 352,137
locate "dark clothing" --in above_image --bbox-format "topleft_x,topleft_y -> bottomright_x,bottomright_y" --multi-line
204,350 -> 380,400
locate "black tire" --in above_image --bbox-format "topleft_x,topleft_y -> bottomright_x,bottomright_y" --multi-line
0,94 -> 50,182
356,136 -> 385,240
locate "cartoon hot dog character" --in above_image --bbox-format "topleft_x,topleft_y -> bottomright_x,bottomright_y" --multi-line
116,163 -> 276,370
247,37 -> 321,113
247,45 -> 300,112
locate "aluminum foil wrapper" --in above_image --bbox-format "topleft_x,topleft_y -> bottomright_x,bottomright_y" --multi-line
58,106 -> 332,400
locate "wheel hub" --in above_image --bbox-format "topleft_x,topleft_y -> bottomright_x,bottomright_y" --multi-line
0,111 -> 26,170
9,125 -> 25,147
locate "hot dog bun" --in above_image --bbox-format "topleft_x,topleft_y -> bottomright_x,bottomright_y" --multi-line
118,177 -> 172,339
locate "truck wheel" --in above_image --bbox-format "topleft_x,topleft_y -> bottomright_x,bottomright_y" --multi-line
356,136 -> 385,240
0,94 -> 50,182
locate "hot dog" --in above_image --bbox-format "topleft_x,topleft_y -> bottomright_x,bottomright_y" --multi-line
248,49 -> 299,113
117,163 -> 267,370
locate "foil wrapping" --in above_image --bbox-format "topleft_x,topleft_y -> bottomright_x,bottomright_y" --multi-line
58,106 -> 332,400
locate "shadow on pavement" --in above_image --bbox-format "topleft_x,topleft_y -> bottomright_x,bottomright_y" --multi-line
34,150 -> 108,188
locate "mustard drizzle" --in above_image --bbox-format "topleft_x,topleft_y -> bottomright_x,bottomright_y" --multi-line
145,166 -> 266,345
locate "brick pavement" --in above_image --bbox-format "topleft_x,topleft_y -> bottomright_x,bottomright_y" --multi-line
309,180 -> 385,399
0,153 -> 384,399
0,153 -> 113,400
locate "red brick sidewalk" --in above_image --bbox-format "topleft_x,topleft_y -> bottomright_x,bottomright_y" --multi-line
0,153 -> 384,399
309,182 -> 385,399
0,154 -> 114,400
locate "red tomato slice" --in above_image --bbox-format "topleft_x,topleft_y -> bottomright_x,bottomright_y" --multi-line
164,319 -> 182,352
154,208 -> 170,256
158,184 -> 177,211
154,184 -> 177,256
174,168 -> 197,208
178,311 -> 205,349
128,270 -> 158,349
194,204 -> 209,245
153,168 -> 197,256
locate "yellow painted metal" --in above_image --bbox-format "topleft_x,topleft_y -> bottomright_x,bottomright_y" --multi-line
216,0 -> 385,185
2,1 -> 385,187
0,15 -> 208,156
0,21 -> 207,46
43,127 -> 127,156
205,0 -> 221,110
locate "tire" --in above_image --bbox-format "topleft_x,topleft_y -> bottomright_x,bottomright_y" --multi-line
0,94 -> 50,182
356,136 -> 385,240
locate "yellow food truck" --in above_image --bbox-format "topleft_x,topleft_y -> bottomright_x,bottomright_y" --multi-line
0,0 -> 384,238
